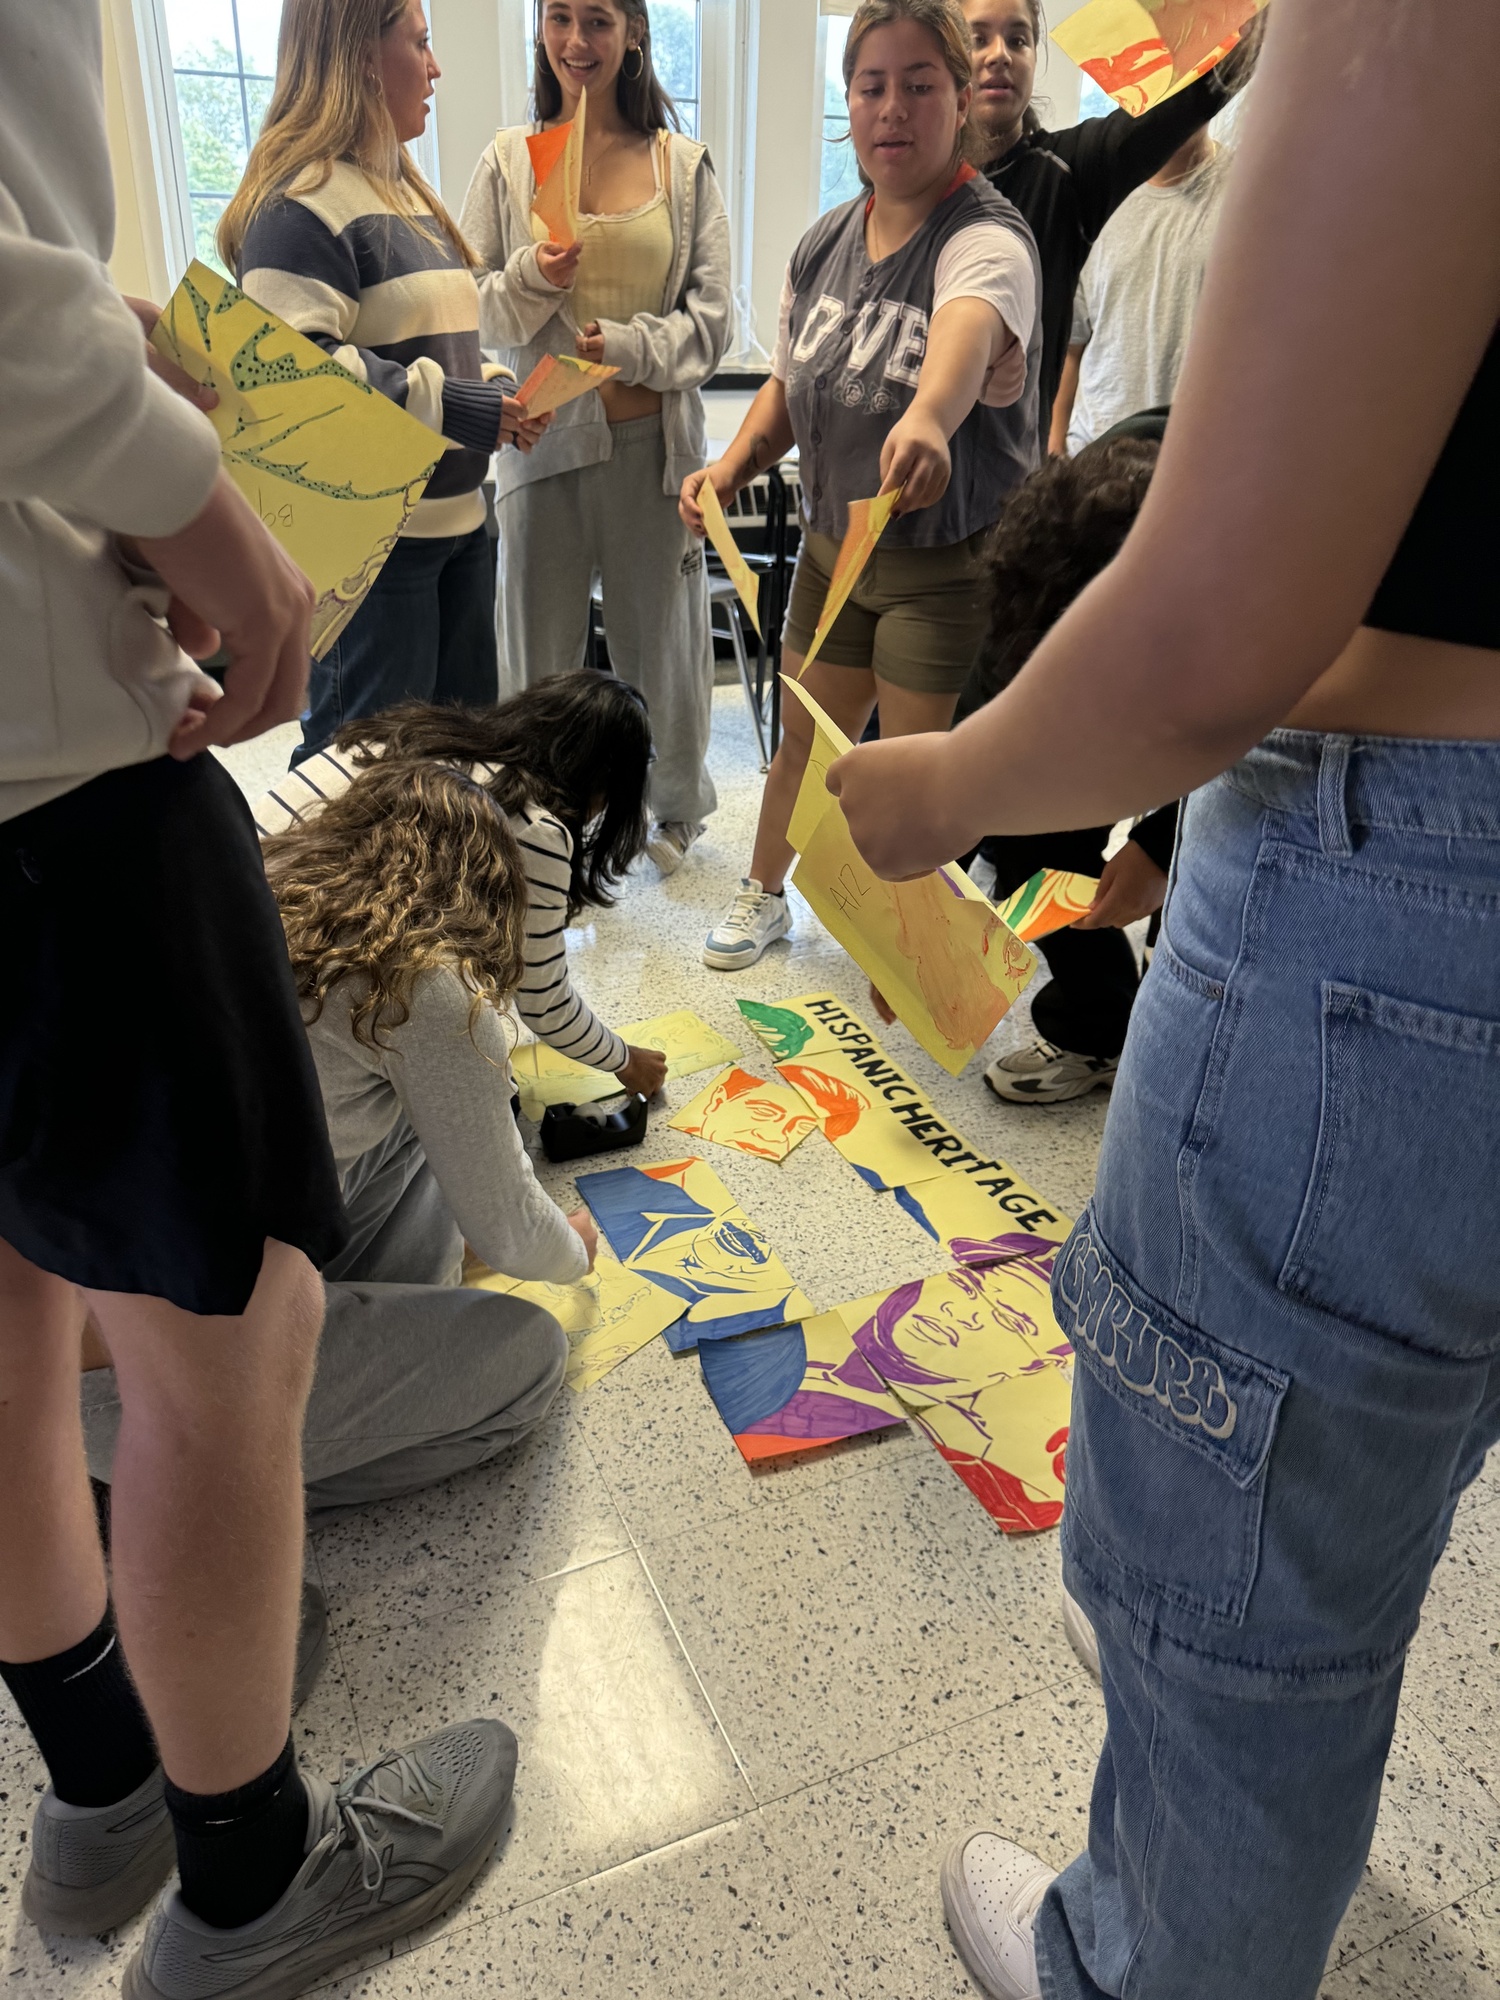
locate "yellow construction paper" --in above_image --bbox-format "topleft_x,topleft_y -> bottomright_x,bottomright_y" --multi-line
896,1168 -> 1073,1257
516,352 -> 619,417
669,1066 -> 817,1163
776,1045 -> 950,1191
513,1009 -> 741,1120
784,680 -> 1036,1075
799,488 -> 901,674
1052,0 -> 1265,116
467,1239 -> 680,1392
699,477 -> 762,637
151,261 -> 442,659
529,85 -> 586,246
736,992 -> 878,1065
994,869 -> 1100,943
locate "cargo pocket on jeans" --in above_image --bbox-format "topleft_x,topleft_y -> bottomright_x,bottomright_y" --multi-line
1278,982 -> 1500,1359
1054,1217 -> 1289,1625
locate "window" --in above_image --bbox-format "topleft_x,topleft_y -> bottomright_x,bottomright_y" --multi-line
162,0 -> 281,272
651,0 -> 703,138
1078,74 -> 1114,121
818,11 -> 861,213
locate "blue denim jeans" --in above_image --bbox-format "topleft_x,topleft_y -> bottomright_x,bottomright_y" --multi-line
293,523 -> 498,764
1037,730 -> 1500,2000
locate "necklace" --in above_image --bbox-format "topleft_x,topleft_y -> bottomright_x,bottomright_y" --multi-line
583,132 -> 624,192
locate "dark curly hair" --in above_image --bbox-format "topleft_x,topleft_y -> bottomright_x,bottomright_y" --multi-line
960,436 -> 1160,718
330,672 -> 652,920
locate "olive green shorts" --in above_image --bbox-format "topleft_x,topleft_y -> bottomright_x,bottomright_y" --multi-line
782,526 -> 992,695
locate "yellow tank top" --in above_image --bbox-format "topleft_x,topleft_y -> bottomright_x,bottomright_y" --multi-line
533,133 -> 674,327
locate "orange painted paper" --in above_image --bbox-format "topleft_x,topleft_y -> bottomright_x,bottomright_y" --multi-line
699,478 -> 762,637
528,86 -> 586,246
1052,0 -> 1265,116
994,869 -> 1100,943
516,352 -> 619,417
668,1065 -> 818,1163
799,488 -> 901,675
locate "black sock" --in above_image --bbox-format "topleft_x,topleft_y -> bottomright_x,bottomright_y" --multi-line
165,1737 -> 310,1930
0,1603 -> 158,1808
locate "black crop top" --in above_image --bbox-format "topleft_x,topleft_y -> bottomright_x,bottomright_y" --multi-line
1365,322 -> 1500,651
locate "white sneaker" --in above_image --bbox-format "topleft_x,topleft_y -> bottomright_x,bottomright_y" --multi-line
941,1833 -> 1056,2000
647,819 -> 706,876
984,1039 -> 1119,1105
1061,1584 -> 1101,1683
702,878 -> 792,970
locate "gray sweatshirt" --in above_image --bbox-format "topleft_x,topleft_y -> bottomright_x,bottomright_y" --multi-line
458,130 -> 731,500
0,0 -> 222,822
305,966 -> 588,1285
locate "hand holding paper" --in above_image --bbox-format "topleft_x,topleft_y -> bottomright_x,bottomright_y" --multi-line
698,478 -> 762,637
516,352 -> 619,418
1052,0 -> 1267,115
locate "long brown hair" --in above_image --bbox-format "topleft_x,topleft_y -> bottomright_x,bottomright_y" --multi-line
531,0 -> 681,133
218,0 -> 474,273
263,760 -> 527,1052
841,0 -> 978,175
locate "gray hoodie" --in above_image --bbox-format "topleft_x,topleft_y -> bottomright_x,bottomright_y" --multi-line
0,0 -> 222,823
458,129 -> 732,501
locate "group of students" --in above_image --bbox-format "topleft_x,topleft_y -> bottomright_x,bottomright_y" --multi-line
2,3 -> 1498,2000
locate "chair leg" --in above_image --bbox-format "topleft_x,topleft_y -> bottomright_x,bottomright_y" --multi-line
727,608 -> 769,772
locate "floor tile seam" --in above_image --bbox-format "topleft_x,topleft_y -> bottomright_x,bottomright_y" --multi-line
531,1541 -> 635,1585
739,1674 -> 1094,1813
1402,1707 -> 1500,1832
1328,1868 -> 1500,1974
628,1536 -> 762,1802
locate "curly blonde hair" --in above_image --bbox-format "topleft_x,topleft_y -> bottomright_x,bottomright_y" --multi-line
263,760 -> 527,1051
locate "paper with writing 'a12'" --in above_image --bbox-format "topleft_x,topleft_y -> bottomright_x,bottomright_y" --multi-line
798,488 -> 901,674
527,83 -> 586,246
698,477 -> 762,637
994,869 -> 1100,944
784,678 -> 1036,1075
151,262 -> 442,660
1052,0 -> 1266,116
516,352 -> 619,417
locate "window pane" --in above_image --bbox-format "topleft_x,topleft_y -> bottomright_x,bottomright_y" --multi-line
233,0 -> 284,76
245,72 -> 274,144
164,0 -> 239,69
177,72 -> 250,196
190,196 -> 231,277
1078,76 -> 1114,121
675,97 -> 700,140
651,0 -> 699,105
819,18 -> 863,213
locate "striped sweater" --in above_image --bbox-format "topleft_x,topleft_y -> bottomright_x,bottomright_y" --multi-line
254,748 -> 628,1076
239,161 -> 503,537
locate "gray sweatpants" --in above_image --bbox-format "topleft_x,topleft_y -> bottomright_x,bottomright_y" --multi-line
496,414 -> 717,825
81,1120 -> 568,1523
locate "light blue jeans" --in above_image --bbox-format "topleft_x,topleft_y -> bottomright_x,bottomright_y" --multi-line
1039,731 -> 1500,2000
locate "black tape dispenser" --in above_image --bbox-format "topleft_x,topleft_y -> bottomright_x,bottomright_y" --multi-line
539,1093 -> 650,1164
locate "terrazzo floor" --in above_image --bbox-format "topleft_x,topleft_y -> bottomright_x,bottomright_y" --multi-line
4,686 -> 1497,1999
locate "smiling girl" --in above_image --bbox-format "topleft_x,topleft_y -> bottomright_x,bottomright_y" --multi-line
684,0 -> 1040,972
460,1 -> 731,874
221,0 -> 545,763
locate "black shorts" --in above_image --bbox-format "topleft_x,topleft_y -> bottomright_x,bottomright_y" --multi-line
0,754 -> 348,1315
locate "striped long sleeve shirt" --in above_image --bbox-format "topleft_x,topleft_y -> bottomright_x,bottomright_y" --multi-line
254,749 -> 628,1076
239,161 -> 504,538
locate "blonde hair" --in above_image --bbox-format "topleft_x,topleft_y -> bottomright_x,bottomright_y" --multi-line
841,0 -> 978,173
218,0 -> 474,273
263,760 -> 527,1053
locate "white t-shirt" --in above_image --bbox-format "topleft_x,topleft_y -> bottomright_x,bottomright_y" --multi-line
1067,147 -> 1231,453
771,218 -> 1037,409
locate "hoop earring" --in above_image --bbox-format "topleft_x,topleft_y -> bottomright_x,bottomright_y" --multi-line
623,45 -> 644,80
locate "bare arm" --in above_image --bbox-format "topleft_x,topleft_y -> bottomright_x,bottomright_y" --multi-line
1049,343 -> 1083,458
880,295 -> 1003,514
680,374 -> 795,533
829,0 -> 1500,877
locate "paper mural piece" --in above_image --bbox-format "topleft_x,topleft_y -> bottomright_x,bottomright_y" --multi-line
698,1309 -> 907,1462
467,1238 -> 681,1391
784,680 -> 1036,1075
1052,0 -> 1265,116
669,1066 -> 818,1163
776,1046 -> 951,1192
698,478 -> 762,637
799,489 -> 901,674
737,992 -> 880,1067
894,1168 -> 1072,1264
577,1157 -> 814,1349
847,1253 -> 1072,1532
516,352 -> 619,417
527,85 -> 586,246
151,262 -> 442,659
512,1010 -> 741,1120
994,869 -> 1100,944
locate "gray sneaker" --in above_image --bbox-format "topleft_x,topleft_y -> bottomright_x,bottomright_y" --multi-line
20,1581 -> 333,1939
23,1764 -> 175,1938
123,1720 -> 517,2000
646,819 -> 705,875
